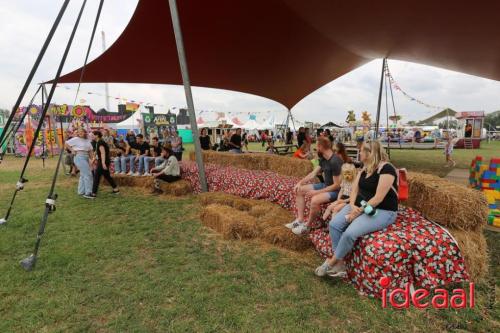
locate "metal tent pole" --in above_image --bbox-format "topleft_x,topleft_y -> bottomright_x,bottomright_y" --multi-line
384,65 -> 391,158
374,58 -> 386,139
168,0 -> 207,192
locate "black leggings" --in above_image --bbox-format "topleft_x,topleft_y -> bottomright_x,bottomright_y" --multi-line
154,174 -> 181,189
92,164 -> 117,194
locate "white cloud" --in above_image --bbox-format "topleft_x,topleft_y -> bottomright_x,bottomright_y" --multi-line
1,0 -> 499,126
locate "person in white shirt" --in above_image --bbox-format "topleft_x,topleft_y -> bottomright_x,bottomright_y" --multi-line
150,147 -> 181,195
65,128 -> 94,199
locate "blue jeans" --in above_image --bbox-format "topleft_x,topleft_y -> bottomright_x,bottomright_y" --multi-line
230,148 -> 242,154
74,154 -> 93,195
113,157 -> 122,173
139,156 -> 155,174
120,155 -> 137,173
329,204 -> 397,259
154,156 -> 165,167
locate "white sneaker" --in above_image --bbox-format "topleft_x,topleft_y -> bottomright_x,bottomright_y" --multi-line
132,172 -> 140,177
315,260 -> 333,277
327,262 -> 347,278
143,172 -> 151,176
127,171 -> 133,176
285,219 -> 302,229
292,223 -> 309,235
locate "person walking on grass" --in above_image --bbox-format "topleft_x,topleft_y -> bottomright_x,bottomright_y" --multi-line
444,134 -> 456,167
90,131 -> 119,198
65,128 -> 94,199
150,147 -> 181,195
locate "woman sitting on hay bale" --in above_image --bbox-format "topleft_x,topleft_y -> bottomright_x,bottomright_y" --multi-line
316,140 -> 399,277
150,147 -> 181,195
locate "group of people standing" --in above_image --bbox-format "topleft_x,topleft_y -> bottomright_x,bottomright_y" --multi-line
64,128 -> 184,198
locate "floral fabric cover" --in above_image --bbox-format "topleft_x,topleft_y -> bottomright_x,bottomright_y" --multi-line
181,162 -> 469,298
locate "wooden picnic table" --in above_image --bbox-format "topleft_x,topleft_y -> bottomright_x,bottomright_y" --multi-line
272,144 -> 298,155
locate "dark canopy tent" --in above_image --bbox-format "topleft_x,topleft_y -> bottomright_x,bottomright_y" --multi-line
57,0 -> 500,109
321,122 -> 343,129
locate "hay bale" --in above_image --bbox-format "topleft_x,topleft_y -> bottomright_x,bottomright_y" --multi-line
198,192 -> 256,211
190,150 -> 312,178
261,226 -> 312,251
448,228 -> 489,282
111,174 -> 155,188
158,180 -> 192,196
406,172 -> 488,231
200,204 -> 259,239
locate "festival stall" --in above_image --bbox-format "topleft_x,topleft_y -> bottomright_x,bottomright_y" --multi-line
455,111 -> 485,148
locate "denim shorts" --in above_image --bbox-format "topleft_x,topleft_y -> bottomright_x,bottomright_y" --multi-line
312,183 -> 339,201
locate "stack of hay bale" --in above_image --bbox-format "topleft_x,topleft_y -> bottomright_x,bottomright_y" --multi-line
189,150 -> 313,178
110,174 -> 192,196
406,172 -> 489,281
199,192 -> 311,251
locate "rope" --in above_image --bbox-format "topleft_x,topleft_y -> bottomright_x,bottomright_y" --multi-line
0,0 -> 70,151
1,0 -> 87,225
73,0 -> 105,105
22,0 -> 107,271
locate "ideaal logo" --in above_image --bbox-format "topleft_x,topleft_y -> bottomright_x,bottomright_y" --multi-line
380,277 -> 474,309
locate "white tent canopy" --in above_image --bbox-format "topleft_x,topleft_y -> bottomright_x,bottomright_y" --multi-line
116,110 -> 143,130
242,118 -> 263,130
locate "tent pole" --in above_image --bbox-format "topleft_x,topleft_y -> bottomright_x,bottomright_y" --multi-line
374,58 -> 386,139
168,0 -> 207,192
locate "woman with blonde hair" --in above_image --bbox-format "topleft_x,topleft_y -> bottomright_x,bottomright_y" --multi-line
315,140 -> 399,277
65,128 -> 94,199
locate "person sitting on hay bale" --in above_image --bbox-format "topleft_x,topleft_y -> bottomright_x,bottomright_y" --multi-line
141,136 -> 162,175
322,163 -> 357,221
293,142 -> 312,160
315,140 -> 398,277
150,147 -> 181,195
286,137 -> 343,235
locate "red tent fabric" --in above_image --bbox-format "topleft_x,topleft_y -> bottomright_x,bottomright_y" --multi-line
58,0 -> 500,109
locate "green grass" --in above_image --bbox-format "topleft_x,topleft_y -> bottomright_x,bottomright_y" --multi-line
0,149 -> 498,332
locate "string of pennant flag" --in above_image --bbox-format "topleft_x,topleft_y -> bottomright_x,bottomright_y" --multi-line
56,84 -> 278,117
384,62 -> 448,111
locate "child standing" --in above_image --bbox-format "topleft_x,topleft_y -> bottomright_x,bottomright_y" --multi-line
444,134 -> 456,167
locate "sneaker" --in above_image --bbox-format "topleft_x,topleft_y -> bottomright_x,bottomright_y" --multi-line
112,189 -> 120,195
143,172 -> 151,176
83,194 -> 96,199
292,223 -> 309,235
327,262 -> 347,278
285,219 -> 302,229
132,172 -> 140,177
127,171 -> 133,176
315,260 -> 333,277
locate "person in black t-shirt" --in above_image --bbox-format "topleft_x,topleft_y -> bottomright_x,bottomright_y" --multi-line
132,134 -> 151,176
91,131 -> 119,197
297,127 -> 305,147
199,128 -> 211,150
141,136 -> 161,175
229,128 -> 243,153
314,140 -> 398,278
288,137 -> 343,236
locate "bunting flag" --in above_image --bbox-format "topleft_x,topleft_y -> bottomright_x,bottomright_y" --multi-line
385,62 -> 448,111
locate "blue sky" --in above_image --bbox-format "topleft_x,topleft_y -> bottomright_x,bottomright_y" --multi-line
1,0 -> 499,125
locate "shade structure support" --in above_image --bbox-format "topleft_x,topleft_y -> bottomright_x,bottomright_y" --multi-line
384,63 -> 391,158
374,57 -> 386,139
168,0 -> 207,192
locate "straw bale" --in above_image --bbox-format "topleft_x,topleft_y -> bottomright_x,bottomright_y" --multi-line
158,180 -> 192,196
448,228 -> 489,282
406,172 -> 488,231
190,150 -> 312,177
198,192 -> 256,211
261,226 -> 312,251
111,174 -> 155,189
200,204 -> 259,239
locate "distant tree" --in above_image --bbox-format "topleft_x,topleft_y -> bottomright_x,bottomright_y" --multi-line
438,120 -> 457,129
484,110 -> 500,130
407,120 -> 417,126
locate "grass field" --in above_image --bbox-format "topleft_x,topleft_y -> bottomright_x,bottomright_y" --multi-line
0,145 -> 498,332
